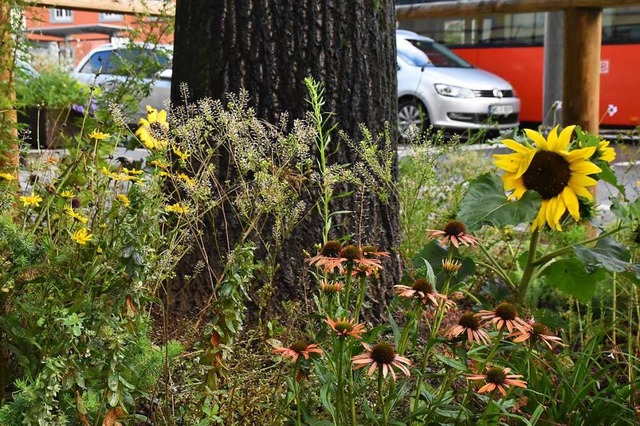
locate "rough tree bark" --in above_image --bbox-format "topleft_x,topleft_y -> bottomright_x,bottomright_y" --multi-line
170,0 -> 401,317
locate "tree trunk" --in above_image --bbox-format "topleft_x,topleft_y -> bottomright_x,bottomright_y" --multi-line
171,0 -> 401,317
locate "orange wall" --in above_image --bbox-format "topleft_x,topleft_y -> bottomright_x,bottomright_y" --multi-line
24,7 -> 173,65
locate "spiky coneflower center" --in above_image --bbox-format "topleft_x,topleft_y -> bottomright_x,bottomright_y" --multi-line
149,121 -> 168,141
321,283 -> 343,294
521,151 -> 571,200
459,312 -> 481,330
370,342 -> 396,365
531,322 -> 550,336
334,321 -> 354,334
495,303 -> 517,321
442,259 -> 462,274
443,220 -> 467,237
320,240 -> 343,257
340,245 -> 362,260
486,367 -> 507,385
412,278 -> 434,294
289,340 -> 309,353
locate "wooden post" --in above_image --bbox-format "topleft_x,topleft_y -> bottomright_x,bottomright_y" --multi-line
0,1 -> 18,177
562,7 -> 602,133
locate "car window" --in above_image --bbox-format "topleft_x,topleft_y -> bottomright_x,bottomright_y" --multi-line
397,38 -> 431,67
404,39 -> 472,68
79,50 -> 115,74
110,48 -> 171,78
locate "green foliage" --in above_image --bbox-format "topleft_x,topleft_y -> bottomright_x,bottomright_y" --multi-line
15,69 -> 90,109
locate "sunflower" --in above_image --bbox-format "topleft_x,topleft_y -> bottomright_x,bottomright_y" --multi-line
135,106 -> 169,150
494,125 -> 602,231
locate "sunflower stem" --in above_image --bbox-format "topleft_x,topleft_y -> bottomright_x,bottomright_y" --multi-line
516,228 -> 540,305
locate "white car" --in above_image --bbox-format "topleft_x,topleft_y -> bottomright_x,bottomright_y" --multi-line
397,29 -> 520,138
71,43 -> 172,122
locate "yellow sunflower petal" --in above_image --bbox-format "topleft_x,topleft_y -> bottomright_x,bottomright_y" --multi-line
515,150 -> 535,179
562,186 -> 580,220
569,161 -> 602,175
157,109 -> 167,123
570,174 -> 598,188
545,197 -> 557,229
148,109 -> 158,122
137,118 -> 150,128
552,196 -> 567,228
532,201 -> 548,231
565,146 -> 597,161
524,128 -> 549,150
510,185 -> 527,200
502,174 -> 523,191
546,125 -> 560,151
556,125 -> 576,151
569,180 -> 594,200
494,153 -> 522,173
502,139 -> 533,155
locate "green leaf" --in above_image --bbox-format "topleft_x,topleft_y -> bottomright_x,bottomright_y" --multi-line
597,162 -> 625,196
542,258 -> 606,302
457,173 -> 540,231
574,238 -> 640,278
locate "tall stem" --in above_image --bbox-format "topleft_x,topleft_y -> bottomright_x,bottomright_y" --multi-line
378,368 -> 388,426
516,228 -> 540,305
336,338 -> 345,425
293,360 -> 302,426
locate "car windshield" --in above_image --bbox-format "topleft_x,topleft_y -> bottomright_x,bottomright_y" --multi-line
398,37 -> 472,69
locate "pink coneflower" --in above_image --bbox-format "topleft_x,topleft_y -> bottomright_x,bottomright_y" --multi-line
510,321 -> 565,350
476,302 -> 531,333
394,278 -> 449,308
325,317 -> 365,339
444,311 -> 491,345
467,367 -> 527,397
352,342 -> 411,381
307,240 -> 343,271
273,340 -> 323,362
427,220 -> 480,248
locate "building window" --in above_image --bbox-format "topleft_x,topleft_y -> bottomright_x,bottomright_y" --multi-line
99,13 -> 124,22
50,8 -> 73,23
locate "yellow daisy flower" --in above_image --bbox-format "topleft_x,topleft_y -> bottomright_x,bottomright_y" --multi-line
494,125 -> 602,231
135,106 -> 169,150
59,190 -> 76,198
20,193 -> 43,207
150,159 -> 169,169
64,206 -> 89,224
595,140 -> 616,163
0,172 -> 16,181
122,167 -> 144,175
117,194 -> 131,207
178,173 -> 195,186
164,203 -> 190,214
71,228 -> 93,245
172,146 -> 190,161
88,130 -> 110,140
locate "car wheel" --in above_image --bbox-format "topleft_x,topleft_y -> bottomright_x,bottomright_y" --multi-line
398,98 -> 428,141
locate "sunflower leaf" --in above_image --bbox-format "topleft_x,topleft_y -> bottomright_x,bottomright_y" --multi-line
574,237 -> 640,283
542,258 -> 606,302
457,173 -> 540,231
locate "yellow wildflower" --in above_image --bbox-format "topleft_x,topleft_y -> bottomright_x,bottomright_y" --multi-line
64,206 -> 88,224
164,203 -> 190,214
88,130 -> 110,140
71,228 -> 93,245
20,193 -> 43,207
0,172 -> 16,181
150,159 -> 169,169
173,146 -> 190,161
59,190 -> 76,198
122,167 -> 144,175
117,194 -> 131,207
596,140 -> 616,163
136,106 -> 169,150
178,173 -> 195,186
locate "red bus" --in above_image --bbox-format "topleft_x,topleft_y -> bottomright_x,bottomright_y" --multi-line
397,3 -> 640,128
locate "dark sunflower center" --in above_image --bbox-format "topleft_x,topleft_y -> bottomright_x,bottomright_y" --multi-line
371,343 -> 396,365
320,241 -> 342,257
334,321 -> 354,334
495,303 -> 517,321
289,340 -> 309,353
412,278 -> 434,294
149,121 -> 168,140
340,245 -> 362,260
486,368 -> 507,385
531,322 -> 550,336
459,312 -> 480,330
521,151 -> 571,200
443,220 -> 466,237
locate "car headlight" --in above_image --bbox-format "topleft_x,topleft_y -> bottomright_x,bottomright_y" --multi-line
434,84 -> 476,98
